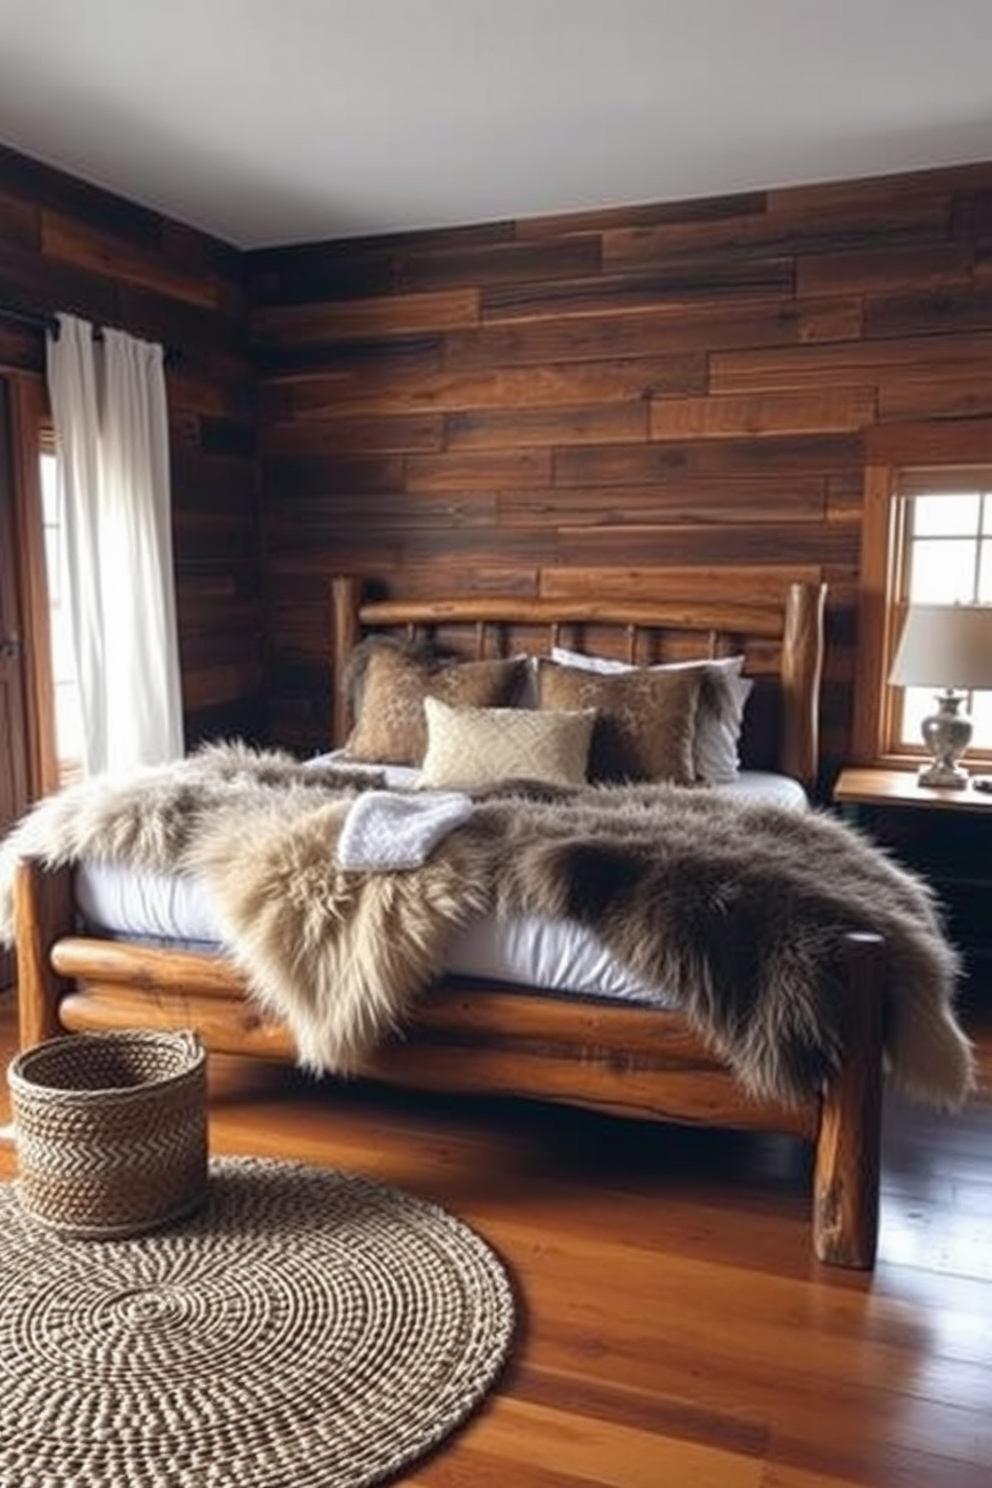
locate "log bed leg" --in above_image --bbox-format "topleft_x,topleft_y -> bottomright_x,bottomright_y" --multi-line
13,859 -> 74,1050
813,931 -> 886,1268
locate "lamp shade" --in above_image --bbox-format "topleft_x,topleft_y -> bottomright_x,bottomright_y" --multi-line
889,603 -> 992,690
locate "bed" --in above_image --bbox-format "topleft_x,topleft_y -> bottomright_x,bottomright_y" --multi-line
8,575 -> 969,1270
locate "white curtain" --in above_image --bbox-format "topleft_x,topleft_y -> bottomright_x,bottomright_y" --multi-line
46,313 -> 184,774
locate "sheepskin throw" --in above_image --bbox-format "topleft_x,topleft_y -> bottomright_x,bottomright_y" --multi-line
0,742 -> 973,1111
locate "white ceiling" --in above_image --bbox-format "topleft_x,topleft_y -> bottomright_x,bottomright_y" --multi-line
2,0 -> 992,250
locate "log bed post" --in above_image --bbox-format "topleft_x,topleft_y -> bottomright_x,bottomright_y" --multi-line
781,580 -> 826,794
13,858 -> 74,1049
813,931 -> 886,1268
331,575 -> 362,748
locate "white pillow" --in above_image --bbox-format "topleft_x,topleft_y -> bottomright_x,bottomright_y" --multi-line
549,647 -> 752,784
418,696 -> 596,790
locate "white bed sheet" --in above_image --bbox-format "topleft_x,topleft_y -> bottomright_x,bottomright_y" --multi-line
74,769 -> 807,1009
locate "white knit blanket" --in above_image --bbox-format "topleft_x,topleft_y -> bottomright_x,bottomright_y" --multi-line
335,790 -> 474,871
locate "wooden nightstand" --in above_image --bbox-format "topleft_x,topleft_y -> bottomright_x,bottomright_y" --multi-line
833,765 -> 992,817
833,766 -> 992,994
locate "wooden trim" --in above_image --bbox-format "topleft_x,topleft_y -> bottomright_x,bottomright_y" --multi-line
6,373 -> 58,797
852,463 -> 899,764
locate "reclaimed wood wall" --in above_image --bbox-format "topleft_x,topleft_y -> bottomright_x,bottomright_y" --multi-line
0,143 -> 263,746
251,160 -> 992,781
5,138 -> 992,784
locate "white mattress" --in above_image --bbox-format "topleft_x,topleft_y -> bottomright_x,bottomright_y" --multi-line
74,769 -> 807,1008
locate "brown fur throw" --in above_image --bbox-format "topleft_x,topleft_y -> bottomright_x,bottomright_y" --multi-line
0,742 -> 973,1110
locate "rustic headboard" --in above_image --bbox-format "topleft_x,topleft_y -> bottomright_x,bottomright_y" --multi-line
329,576 -> 826,792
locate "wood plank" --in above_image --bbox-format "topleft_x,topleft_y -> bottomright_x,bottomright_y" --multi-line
555,523 -> 859,569
538,566 -> 825,606
254,288 -> 481,343
285,356 -> 706,418
513,188 -> 767,240
0,139 -> 167,248
650,389 -> 876,441
405,449 -> 552,492
261,452 -> 404,497
0,235 -> 120,325
554,434 -> 862,487
864,418 -> 992,465
0,187 -> 40,252
267,493 -> 498,533
481,261 -> 795,324
394,235 -> 602,291
445,403 -> 647,449
41,210 -> 223,311
865,284 -> 992,339
499,481 -> 827,527
256,333 -> 444,383
710,332 -> 992,394
794,298 -> 864,343
261,413 -> 445,456
601,196 -> 950,268
444,296 -> 818,369
877,374 -> 992,423
797,242 -> 973,297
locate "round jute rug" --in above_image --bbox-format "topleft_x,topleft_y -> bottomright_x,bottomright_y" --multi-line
0,1155 -> 515,1487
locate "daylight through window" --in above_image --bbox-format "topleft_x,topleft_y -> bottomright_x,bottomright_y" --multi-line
39,448 -> 83,780
893,478 -> 992,752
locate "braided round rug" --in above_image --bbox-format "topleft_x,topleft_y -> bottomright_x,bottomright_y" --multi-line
0,1156 -> 515,1487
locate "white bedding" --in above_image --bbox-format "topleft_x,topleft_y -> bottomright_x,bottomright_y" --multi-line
74,768 -> 808,1008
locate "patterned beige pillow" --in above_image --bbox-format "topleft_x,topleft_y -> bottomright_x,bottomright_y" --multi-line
417,696 -> 596,790
537,660 -> 702,784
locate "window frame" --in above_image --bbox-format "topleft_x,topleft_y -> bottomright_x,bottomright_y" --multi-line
0,371 -> 59,798
853,429 -> 992,768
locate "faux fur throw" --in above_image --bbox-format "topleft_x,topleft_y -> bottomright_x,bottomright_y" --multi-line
0,742 -> 973,1111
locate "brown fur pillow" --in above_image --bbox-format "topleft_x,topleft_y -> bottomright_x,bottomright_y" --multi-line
344,637 -> 527,766
537,660 -> 703,783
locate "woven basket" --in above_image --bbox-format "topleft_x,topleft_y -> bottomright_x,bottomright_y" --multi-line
7,1029 -> 208,1239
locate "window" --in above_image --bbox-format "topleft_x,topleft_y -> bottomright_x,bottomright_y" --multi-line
854,458 -> 992,766
39,446 -> 83,782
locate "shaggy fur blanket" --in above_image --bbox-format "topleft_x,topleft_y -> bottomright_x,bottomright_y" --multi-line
0,742 -> 973,1111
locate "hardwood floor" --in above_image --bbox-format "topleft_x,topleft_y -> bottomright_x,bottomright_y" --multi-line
1,991 -> 990,1486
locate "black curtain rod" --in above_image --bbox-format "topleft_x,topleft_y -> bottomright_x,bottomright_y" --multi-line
0,302 -> 181,362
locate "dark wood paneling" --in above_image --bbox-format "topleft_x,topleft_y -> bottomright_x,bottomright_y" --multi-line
0,143 -> 262,748
249,159 -> 992,775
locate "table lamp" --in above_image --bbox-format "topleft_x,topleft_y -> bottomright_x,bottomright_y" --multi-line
889,603 -> 992,787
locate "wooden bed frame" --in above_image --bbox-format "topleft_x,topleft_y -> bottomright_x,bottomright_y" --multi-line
13,574 -> 886,1269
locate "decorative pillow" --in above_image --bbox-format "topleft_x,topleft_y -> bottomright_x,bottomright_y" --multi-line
549,647 -> 752,784
537,661 -> 702,784
417,696 -> 596,790
344,638 -> 526,766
